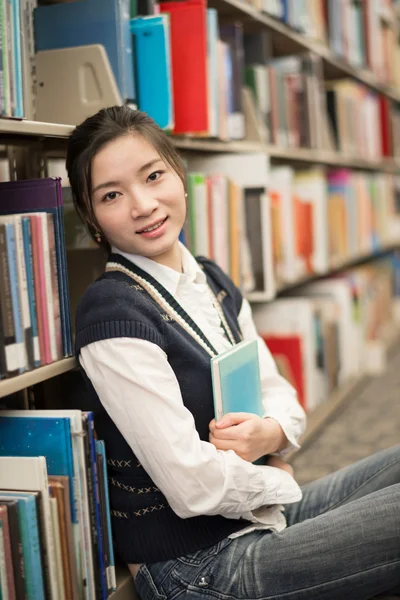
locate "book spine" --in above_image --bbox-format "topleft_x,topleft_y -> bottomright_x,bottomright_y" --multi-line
21,217 -> 40,367
4,223 -> 25,373
0,508 -> 17,600
13,216 -> 33,370
46,214 -> 62,359
96,441 -> 116,592
16,498 -> 45,600
0,520 -> 9,600
5,0 -> 15,115
49,498 -> 66,600
0,0 -> 9,115
11,0 -> 22,117
31,215 -> 51,364
1,502 -> 26,600
82,414 -> 106,600
39,214 -> 57,362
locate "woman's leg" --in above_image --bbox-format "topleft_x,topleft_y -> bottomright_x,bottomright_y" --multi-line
285,444 -> 400,526
139,483 -> 400,600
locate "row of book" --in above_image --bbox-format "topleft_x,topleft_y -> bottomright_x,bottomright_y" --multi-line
0,409 -> 115,600
182,153 -> 400,298
5,0 -> 399,149
260,0 -> 400,90
253,254 -> 400,413
0,0 -> 37,118
0,178 -> 72,380
246,53 -> 400,157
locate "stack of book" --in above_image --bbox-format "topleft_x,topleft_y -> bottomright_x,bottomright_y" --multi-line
0,410 -> 116,600
252,254 -> 400,413
0,178 -> 72,381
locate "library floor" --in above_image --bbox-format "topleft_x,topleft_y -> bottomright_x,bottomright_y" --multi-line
291,344 -> 400,485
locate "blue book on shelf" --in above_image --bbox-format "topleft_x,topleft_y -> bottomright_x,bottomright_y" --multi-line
95,440 -> 116,592
11,0 -> 23,117
0,492 -> 45,600
130,15 -> 173,130
211,339 -> 263,422
34,0 -> 135,103
0,416 -> 77,524
84,412 -> 107,599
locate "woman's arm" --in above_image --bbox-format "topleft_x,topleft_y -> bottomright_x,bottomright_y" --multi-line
80,337 -> 302,520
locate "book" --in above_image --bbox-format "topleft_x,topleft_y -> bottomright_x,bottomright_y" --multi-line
211,339 -> 262,422
131,15 -> 174,130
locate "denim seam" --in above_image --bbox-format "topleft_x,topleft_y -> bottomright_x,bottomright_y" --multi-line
318,455 -> 400,515
171,559 -> 400,600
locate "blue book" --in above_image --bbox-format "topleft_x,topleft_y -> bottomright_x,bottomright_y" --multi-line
0,492 -> 45,600
10,0 -> 23,117
83,412 -> 107,599
0,220 -> 25,373
21,217 -> 40,367
0,416 -> 77,524
131,15 -> 173,130
34,0 -> 135,103
95,440 -> 116,592
211,339 -> 263,422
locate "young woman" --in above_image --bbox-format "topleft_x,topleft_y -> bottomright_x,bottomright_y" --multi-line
68,106 -> 400,600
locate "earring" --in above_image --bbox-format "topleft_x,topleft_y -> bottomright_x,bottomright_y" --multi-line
95,231 -> 102,243
184,192 -> 188,198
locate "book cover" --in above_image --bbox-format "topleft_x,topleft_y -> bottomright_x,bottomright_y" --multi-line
211,339 -> 262,422
0,500 -> 25,600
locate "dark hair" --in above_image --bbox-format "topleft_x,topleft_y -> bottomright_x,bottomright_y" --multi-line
66,106 -> 186,252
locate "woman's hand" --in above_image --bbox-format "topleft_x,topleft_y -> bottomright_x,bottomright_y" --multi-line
209,413 -> 287,463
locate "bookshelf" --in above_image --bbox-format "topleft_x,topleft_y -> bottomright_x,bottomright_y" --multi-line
0,0 -> 400,598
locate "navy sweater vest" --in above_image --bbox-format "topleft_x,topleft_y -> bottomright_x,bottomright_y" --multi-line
75,254 -> 251,564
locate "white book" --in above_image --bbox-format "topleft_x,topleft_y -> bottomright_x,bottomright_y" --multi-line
209,175 -> 230,274
0,456 -> 59,599
3,410 -> 96,600
50,497 -> 66,600
38,213 -> 57,362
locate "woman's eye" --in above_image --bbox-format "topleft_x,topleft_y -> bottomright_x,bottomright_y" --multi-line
103,191 -> 121,202
147,170 -> 163,183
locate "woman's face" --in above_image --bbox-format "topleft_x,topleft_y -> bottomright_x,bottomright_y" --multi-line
91,133 -> 186,267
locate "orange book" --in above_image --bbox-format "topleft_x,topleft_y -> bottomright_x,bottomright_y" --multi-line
228,180 -> 241,286
294,195 -> 313,273
159,0 -> 208,134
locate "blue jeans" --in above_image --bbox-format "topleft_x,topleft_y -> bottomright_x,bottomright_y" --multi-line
135,446 -> 400,599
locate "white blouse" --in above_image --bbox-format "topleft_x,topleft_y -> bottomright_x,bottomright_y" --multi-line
80,244 -> 306,536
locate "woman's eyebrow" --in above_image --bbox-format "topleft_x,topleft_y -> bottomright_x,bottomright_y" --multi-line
92,179 -> 122,194
136,158 -> 164,175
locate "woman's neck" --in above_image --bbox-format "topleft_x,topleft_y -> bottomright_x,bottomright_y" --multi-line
150,242 -> 183,273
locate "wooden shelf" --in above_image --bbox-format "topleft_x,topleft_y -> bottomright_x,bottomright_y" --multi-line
110,567 -> 138,600
275,245 -> 400,297
0,120 -> 399,173
212,0 -> 400,102
0,357 -> 77,399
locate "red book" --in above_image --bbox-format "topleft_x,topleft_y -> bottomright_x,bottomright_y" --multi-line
263,335 -> 306,410
379,95 -> 392,157
159,0 -> 208,134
